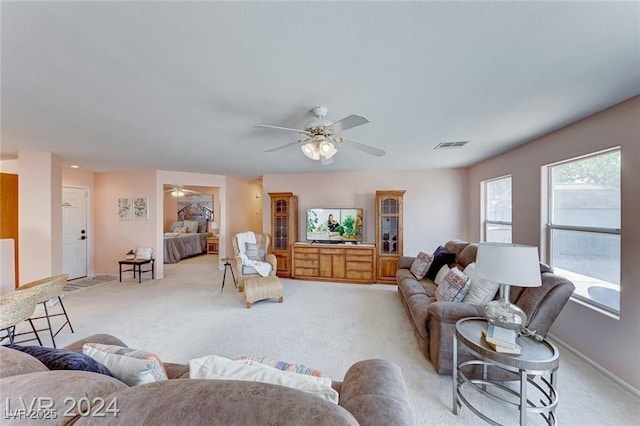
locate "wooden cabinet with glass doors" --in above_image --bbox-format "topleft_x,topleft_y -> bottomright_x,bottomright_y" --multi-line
375,190 -> 405,284
269,192 -> 298,278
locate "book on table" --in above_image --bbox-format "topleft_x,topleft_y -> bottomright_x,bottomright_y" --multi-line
481,326 -> 521,355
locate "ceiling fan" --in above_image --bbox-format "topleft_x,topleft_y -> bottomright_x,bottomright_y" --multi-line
256,106 -> 386,165
164,185 -> 201,197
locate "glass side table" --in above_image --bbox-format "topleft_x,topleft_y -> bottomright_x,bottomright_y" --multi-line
453,317 -> 559,426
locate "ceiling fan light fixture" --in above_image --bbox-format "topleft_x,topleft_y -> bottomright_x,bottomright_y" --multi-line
171,185 -> 185,197
301,142 -> 320,160
318,140 -> 337,159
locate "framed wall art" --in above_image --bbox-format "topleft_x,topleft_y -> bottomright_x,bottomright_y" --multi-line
117,197 -> 132,220
133,197 -> 149,220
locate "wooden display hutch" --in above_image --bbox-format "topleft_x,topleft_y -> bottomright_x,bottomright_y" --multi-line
375,190 -> 405,284
292,243 -> 376,284
269,192 -> 298,278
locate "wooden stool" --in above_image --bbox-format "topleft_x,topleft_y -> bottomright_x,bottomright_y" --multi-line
244,276 -> 283,308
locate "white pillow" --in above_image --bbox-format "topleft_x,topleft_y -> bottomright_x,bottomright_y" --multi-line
189,354 -> 338,404
462,262 -> 501,305
83,343 -> 167,386
434,265 -> 450,286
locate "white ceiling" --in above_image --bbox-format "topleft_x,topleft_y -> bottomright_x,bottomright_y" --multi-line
2,1 -> 639,178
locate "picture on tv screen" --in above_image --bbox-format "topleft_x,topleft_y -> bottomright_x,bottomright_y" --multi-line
306,208 -> 364,242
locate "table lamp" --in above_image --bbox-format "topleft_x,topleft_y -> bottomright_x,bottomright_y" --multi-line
209,221 -> 219,237
475,243 -> 542,331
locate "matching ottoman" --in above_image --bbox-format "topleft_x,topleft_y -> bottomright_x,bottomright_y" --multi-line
244,276 -> 283,308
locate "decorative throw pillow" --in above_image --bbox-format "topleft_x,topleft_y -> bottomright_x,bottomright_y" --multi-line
173,226 -> 187,233
435,267 -> 471,302
234,356 -> 325,377
462,262 -> 501,305
245,242 -> 260,260
434,264 -> 450,286
83,343 -> 167,387
6,344 -> 118,379
189,354 -> 338,404
410,251 -> 433,279
183,220 -> 199,233
425,246 -> 457,280
168,221 -> 184,232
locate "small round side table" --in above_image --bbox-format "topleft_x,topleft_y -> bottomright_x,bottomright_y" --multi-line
453,317 -> 559,425
219,257 -> 237,293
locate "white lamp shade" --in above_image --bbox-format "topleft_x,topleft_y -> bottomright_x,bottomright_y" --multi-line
475,243 -> 541,287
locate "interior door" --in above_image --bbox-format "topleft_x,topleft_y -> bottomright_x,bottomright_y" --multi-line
63,187 -> 88,280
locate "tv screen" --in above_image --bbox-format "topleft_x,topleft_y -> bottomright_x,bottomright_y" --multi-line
306,208 -> 364,243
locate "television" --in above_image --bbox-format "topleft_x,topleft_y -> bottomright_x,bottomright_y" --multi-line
306,208 -> 364,243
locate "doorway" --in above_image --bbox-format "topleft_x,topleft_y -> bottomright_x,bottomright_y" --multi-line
63,187 -> 88,280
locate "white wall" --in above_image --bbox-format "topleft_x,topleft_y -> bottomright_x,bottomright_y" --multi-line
263,168 -> 469,256
468,95 -> 640,392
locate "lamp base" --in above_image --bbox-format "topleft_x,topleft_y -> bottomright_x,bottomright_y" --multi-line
484,284 -> 528,331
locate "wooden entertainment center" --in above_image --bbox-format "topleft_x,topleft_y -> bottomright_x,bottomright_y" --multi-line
292,243 -> 376,284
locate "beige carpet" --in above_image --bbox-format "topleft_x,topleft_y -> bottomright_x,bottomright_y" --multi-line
30,255 -> 640,425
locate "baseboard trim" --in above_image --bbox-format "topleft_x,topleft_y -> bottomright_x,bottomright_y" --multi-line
548,333 -> 640,398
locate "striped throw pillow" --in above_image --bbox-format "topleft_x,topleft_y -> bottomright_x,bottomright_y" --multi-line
83,343 -> 167,386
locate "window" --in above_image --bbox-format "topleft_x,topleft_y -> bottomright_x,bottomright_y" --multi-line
547,148 -> 621,314
483,176 -> 512,243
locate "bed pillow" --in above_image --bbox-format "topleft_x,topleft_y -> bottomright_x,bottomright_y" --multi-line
168,221 -> 184,232
172,226 -> 187,233
410,251 -> 433,280
183,220 -> 199,233
425,246 -> 457,280
189,354 -> 338,404
462,262 -> 501,305
6,344 -> 118,379
83,343 -> 167,387
197,220 -> 208,233
435,267 -> 471,302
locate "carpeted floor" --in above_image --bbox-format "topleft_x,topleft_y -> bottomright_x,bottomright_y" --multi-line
34,255 -> 640,425
64,274 -> 118,293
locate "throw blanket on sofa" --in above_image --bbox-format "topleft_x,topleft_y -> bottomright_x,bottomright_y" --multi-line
236,231 -> 271,277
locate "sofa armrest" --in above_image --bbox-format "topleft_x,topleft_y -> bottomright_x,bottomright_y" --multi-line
339,359 -> 413,426
428,301 -> 485,324
62,334 -> 128,353
398,256 -> 415,270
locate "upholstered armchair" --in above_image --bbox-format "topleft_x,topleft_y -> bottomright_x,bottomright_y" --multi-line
232,233 -> 277,292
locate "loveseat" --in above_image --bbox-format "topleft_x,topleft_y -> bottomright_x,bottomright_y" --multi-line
1,334 -> 413,425
397,239 -> 575,374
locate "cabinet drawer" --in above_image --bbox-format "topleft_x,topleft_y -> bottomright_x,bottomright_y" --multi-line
348,249 -> 374,256
295,253 -> 318,261
319,248 -> 344,255
294,247 -> 318,254
347,261 -> 373,272
346,270 -> 373,280
347,254 -> 373,263
294,259 -> 318,268
295,268 -> 318,277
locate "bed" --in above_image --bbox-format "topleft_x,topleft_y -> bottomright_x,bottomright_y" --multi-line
163,217 -> 213,264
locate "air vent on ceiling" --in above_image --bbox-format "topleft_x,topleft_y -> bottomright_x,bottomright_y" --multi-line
434,141 -> 469,150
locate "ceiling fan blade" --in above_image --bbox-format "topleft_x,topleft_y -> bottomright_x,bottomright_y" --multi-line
264,140 -> 300,153
342,138 -> 386,157
255,124 -> 309,136
326,114 -> 370,133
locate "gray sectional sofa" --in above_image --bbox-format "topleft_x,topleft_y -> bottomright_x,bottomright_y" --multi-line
396,239 -> 575,374
1,334 -> 414,425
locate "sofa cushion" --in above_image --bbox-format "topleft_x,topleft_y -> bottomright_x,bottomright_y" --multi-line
5,344 -> 118,379
425,246 -> 456,280
462,262 -> 500,305
83,343 -> 168,386
75,379 -> 358,426
62,333 -> 128,353
435,267 -> 471,302
444,240 -> 470,257
409,251 -> 433,279
1,370 -> 128,423
457,243 -> 478,268
0,345 -> 49,378
406,294 -> 433,340
189,354 -> 338,403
